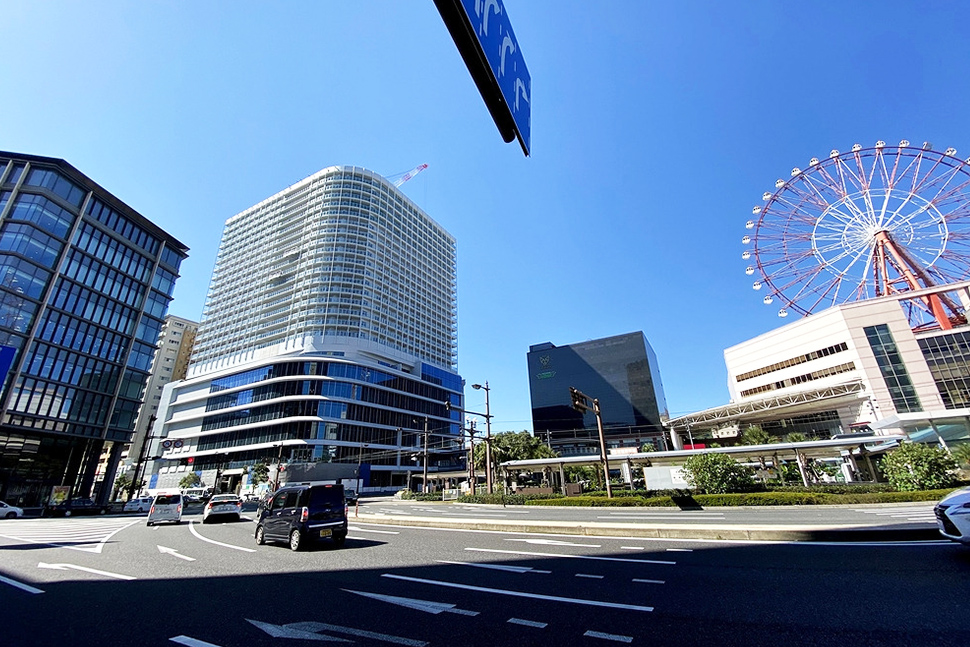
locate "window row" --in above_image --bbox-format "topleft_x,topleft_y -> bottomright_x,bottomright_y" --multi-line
23,340 -> 122,392
0,222 -> 64,268
201,399 -> 348,432
23,167 -> 86,209
739,362 -> 856,398
0,253 -> 51,300
37,309 -> 129,362
63,249 -> 147,306
85,198 -> 159,255
736,342 -> 850,383
50,278 -> 137,335
8,376 -> 112,426
7,193 -> 76,239
73,221 -> 153,282
865,325 -> 922,413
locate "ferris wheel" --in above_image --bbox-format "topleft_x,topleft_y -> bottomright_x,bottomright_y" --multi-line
743,140 -> 970,329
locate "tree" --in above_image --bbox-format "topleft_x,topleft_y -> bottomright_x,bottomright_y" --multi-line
474,431 -> 556,470
112,474 -> 132,501
741,424 -> 776,476
179,472 -> 202,490
880,442 -> 957,491
953,442 -> 970,469
249,462 -> 269,488
680,453 -> 754,494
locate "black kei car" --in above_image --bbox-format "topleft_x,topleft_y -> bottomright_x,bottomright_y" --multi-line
45,497 -> 109,517
254,484 -> 348,551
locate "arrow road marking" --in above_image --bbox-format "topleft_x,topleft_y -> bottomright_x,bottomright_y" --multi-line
381,574 -> 654,612
247,619 -> 428,646
467,547 -> 676,565
246,620 -> 349,642
158,545 -> 196,561
286,622 -> 429,646
505,538 -> 601,547
189,520 -> 256,552
170,636 -> 224,647
37,562 -> 135,580
343,589 -> 479,616
436,559 -> 551,574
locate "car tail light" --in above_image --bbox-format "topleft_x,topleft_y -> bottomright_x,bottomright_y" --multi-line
149,506 -> 155,515
177,504 -> 182,513
300,506 -> 308,523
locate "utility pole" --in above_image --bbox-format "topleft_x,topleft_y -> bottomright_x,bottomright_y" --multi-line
128,415 -> 157,500
471,382 -> 493,493
569,387 -> 612,498
467,419 -> 476,492
422,417 -> 429,494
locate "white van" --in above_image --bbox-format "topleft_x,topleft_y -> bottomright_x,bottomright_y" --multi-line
147,492 -> 183,526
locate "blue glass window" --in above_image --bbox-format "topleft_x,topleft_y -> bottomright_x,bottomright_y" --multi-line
24,168 -> 85,208
8,193 -> 76,238
0,223 -> 63,267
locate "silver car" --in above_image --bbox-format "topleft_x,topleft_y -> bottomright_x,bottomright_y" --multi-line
935,486 -> 970,545
0,500 -> 23,519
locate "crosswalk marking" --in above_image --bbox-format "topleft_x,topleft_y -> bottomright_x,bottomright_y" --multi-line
0,518 -> 141,553
853,506 -> 936,522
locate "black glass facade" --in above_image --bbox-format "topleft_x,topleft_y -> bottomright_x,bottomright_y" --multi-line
0,152 -> 188,506
527,332 -> 668,456
918,330 -> 970,409
864,324 -> 922,413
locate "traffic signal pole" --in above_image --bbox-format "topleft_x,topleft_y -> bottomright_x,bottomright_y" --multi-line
569,387 -> 612,498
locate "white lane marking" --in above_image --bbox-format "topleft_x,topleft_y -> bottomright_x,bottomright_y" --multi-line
576,573 -> 603,579
170,636 -> 224,647
0,574 -> 44,594
508,618 -> 547,628
158,545 -> 196,561
633,578 -> 665,584
347,526 -> 400,535
666,548 -> 693,552
467,547 -> 676,565
505,538 -> 601,547
620,546 -> 643,550
600,512 -> 724,518
437,560 -> 551,574
343,589 -> 478,615
37,561 -> 135,580
381,574 -> 654,612
188,520 -> 256,552
287,621 -> 430,646
585,630 -> 633,643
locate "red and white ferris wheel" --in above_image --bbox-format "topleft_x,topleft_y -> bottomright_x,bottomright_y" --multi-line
743,140 -> 970,330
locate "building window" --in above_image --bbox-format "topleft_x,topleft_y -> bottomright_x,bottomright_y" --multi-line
918,331 -> 970,409
864,325 -> 922,413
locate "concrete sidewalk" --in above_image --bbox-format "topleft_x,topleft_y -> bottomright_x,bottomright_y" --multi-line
352,502 -> 943,542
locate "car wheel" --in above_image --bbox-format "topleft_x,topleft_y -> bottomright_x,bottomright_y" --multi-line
64,510 -> 72,517
5,512 -> 15,519
289,529 -> 303,551
332,534 -> 346,548
147,521 -> 153,527
201,517 -> 208,524
255,525 -> 265,545
99,508 -> 107,515
174,520 -> 181,524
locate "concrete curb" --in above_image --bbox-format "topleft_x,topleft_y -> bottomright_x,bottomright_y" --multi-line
352,512 -> 941,542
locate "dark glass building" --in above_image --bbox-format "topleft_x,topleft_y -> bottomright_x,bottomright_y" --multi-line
0,152 -> 188,506
527,332 -> 668,456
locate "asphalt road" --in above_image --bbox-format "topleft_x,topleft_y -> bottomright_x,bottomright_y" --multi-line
1,505 -> 968,647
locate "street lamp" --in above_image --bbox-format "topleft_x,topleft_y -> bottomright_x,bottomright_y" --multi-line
128,415 -> 157,500
471,382 -> 493,494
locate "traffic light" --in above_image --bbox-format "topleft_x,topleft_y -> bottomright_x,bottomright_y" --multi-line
569,387 -> 590,413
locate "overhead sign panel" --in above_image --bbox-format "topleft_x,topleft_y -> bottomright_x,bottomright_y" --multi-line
434,0 -> 531,156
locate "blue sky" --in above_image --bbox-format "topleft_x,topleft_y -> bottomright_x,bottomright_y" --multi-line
3,1 -> 970,432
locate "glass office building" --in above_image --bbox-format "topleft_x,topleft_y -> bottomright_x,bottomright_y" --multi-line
151,166 -> 462,492
527,332 -> 668,456
0,152 -> 188,506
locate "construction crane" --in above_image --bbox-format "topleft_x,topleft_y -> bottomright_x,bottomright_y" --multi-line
392,163 -> 428,188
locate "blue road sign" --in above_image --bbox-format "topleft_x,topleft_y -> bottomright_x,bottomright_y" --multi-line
455,0 -> 531,155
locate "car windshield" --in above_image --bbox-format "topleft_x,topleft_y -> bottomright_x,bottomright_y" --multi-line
155,495 -> 180,505
211,495 -> 238,503
307,486 -> 344,506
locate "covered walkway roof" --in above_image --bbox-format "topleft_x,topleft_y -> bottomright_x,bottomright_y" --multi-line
499,434 -> 905,471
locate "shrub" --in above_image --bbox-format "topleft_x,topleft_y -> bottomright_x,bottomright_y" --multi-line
399,489 -> 444,502
681,453 -> 755,494
880,443 -> 958,491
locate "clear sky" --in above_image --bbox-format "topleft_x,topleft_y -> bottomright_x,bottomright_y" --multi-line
3,1 -> 970,433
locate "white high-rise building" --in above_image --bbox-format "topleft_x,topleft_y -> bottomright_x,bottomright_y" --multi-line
149,167 -> 463,493
190,166 -> 457,373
